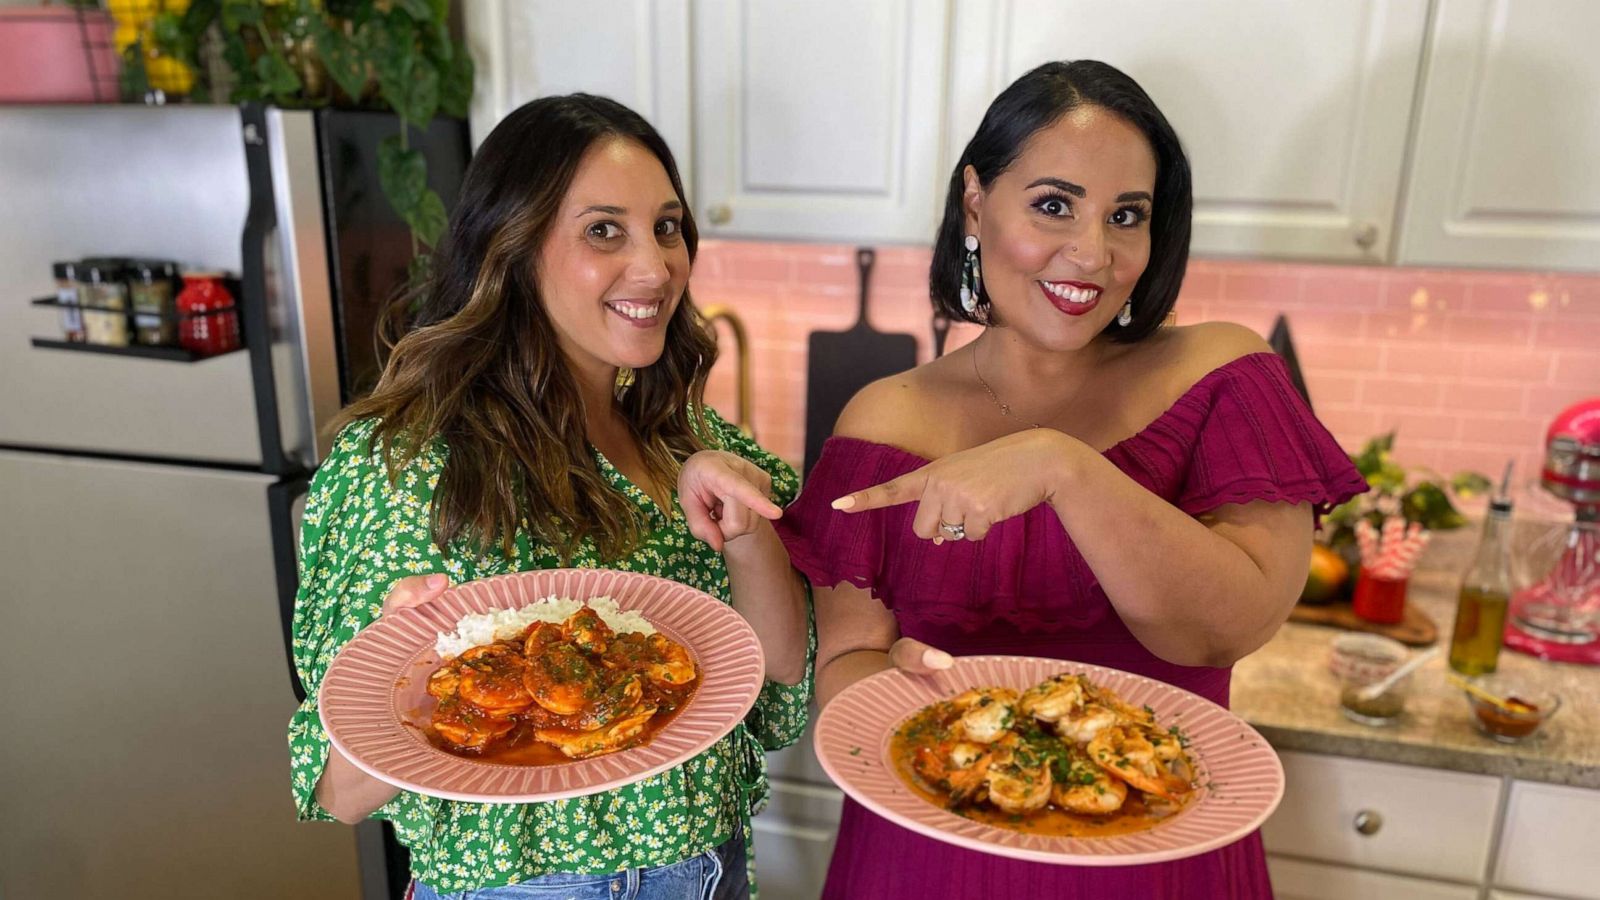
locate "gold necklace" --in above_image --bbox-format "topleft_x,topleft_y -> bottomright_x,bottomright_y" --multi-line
972,344 -> 1042,429
970,335 -> 1095,430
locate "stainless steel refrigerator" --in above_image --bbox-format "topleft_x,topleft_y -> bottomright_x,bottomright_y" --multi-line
0,103 -> 468,899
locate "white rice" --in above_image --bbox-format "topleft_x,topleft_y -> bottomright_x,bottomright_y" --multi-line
434,595 -> 656,659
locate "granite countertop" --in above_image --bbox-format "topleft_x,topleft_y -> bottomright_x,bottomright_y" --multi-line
1233,531 -> 1600,789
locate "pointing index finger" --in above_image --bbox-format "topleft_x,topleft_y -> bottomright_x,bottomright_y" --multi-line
830,469 -> 928,513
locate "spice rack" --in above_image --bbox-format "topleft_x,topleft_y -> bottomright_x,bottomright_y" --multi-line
28,296 -> 244,362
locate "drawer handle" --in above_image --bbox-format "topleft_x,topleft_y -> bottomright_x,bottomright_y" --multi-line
1353,810 -> 1383,836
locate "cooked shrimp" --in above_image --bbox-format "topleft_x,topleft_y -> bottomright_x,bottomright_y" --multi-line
1017,673 -> 1090,723
1085,682 -> 1157,728
1087,726 -> 1191,801
949,688 -> 1019,744
431,695 -> 516,749
984,745 -> 1052,814
1054,703 -> 1122,745
1017,674 -> 1123,744
426,661 -> 461,701
455,642 -> 535,718
912,739 -> 992,806
522,641 -> 598,716
535,705 -> 658,759
521,621 -> 562,656
643,633 -> 696,688
1051,746 -> 1129,815
600,631 -> 652,670
569,672 -> 644,732
562,607 -> 612,655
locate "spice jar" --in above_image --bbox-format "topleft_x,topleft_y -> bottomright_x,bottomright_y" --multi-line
80,261 -> 131,347
52,260 -> 85,342
130,260 -> 179,346
176,272 -> 240,357
1330,633 -> 1411,726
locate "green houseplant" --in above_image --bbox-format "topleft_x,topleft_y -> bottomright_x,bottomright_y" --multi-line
1317,432 -> 1491,599
156,0 -> 472,282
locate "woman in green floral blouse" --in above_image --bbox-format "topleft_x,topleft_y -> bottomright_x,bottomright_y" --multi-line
288,94 -> 813,900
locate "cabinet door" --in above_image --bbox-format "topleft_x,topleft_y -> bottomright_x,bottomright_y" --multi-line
691,0 -> 948,243
753,779 -> 842,900
1261,751 -> 1501,882
1398,0 -> 1600,271
1491,780 -> 1600,899
947,0 -> 1429,262
464,0 -> 692,187
1268,856 -> 1480,900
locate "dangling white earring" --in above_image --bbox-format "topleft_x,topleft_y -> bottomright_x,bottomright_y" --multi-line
959,235 -> 982,314
1117,299 -> 1134,327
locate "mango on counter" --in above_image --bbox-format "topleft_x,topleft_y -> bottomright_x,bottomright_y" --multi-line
1300,543 -> 1351,605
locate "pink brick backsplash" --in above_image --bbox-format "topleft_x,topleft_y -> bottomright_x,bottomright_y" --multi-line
691,242 -> 1600,484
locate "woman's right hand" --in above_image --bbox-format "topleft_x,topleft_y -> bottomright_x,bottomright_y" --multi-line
381,573 -> 451,616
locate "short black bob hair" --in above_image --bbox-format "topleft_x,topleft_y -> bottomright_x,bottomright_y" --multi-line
930,60 -> 1193,342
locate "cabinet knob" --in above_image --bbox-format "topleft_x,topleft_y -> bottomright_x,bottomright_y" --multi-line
1353,222 -> 1380,250
707,204 -> 733,226
1353,810 -> 1383,836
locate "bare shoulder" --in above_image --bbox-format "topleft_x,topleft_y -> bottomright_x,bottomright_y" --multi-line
831,359 -> 962,455
1167,321 -> 1272,380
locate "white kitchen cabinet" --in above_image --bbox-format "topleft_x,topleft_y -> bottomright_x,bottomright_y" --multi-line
1491,780 -> 1600,899
690,0 -> 948,243
946,0 -> 1430,263
463,0 -> 693,186
753,780 -> 840,900
1267,856 -> 1480,900
757,715 -> 841,900
1397,0 -> 1600,271
1261,751 -> 1502,883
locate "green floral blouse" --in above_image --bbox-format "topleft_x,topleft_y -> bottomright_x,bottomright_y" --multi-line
288,410 -> 814,892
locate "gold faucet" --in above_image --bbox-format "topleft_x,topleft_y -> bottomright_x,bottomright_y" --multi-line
699,304 -> 755,438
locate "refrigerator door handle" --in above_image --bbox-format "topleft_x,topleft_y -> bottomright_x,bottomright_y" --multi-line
241,102 -> 309,478
268,474 -> 311,702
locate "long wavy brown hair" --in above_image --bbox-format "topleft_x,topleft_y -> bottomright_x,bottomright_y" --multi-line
334,94 -> 717,563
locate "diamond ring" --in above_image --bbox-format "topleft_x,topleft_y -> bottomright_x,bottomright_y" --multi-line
940,521 -> 966,541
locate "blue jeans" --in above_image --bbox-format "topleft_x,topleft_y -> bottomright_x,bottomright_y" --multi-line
411,830 -> 748,900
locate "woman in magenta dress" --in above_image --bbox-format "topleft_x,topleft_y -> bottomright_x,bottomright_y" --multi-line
775,60 -> 1366,899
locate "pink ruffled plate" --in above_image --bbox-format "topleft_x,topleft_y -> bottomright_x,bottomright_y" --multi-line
815,655 -> 1283,865
319,569 -> 764,803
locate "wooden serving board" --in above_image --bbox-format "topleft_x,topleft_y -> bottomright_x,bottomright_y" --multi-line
1288,599 -> 1439,646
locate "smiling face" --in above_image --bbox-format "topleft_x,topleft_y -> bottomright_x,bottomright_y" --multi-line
964,105 -> 1157,351
535,136 -> 692,377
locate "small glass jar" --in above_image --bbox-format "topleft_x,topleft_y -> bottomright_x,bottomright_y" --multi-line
1330,633 -> 1411,726
1352,566 -> 1408,624
130,260 -> 179,346
52,260 -> 85,342
176,271 -> 240,357
80,261 -> 131,347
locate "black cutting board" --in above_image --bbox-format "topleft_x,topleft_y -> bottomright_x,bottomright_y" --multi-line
802,248 -> 918,477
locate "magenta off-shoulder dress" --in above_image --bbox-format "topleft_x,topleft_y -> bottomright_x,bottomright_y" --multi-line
775,352 -> 1367,900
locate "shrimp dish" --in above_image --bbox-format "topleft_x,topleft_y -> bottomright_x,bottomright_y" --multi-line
890,673 -> 1197,837
423,603 -> 699,763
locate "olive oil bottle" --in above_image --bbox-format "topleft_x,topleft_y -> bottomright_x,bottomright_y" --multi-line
1449,464 -> 1515,676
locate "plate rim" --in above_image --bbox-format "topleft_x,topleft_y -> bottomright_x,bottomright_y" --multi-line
813,654 -> 1285,866
319,568 -> 765,803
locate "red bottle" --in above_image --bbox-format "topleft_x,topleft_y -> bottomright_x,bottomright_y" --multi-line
176,272 -> 240,357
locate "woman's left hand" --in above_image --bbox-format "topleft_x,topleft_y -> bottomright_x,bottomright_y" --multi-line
678,450 -> 784,552
830,430 -> 1078,542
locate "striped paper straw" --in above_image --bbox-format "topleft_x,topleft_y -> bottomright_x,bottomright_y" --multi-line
1380,517 -> 1406,572
1356,520 -> 1380,569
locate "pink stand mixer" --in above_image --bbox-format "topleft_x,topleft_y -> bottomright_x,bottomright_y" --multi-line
1505,398 -> 1600,664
